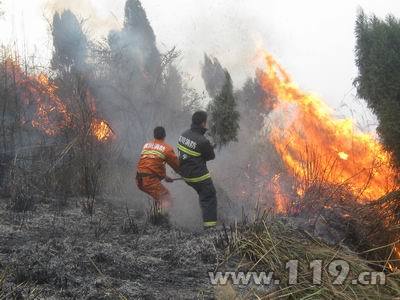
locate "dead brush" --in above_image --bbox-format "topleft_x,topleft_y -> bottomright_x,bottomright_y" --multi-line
358,190 -> 400,269
90,205 -> 115,238
88,256 -> 128,300
120,204 -> 138,234
0,268 -> 42,300
283,145 -> 360,214
8,160 -> 35,212
275,143 -> 395,214
147,203 -> 170,227
81,196 -> 96,216
275,144 -> 400,266
226,215 -> 400,299
0,268 -> 6,299
92,217 -> 112,239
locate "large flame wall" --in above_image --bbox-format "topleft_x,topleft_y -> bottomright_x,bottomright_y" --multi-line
257,52 -> 398,208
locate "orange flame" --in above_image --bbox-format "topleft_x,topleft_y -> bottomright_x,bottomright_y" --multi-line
32,73 -> 71,136
5,58 -> 113,142
91,119 -> 113,142
271,174 -> 287,213
257,52 -> 398,207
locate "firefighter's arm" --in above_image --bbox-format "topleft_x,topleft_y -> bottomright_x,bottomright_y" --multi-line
165,147 -> 180,173
201,140 -> 215,161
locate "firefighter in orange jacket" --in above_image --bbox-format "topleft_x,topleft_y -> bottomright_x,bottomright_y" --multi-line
136,126 -> 179,211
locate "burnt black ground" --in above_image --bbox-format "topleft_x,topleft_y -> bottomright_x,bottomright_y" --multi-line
0,198 -> 224,299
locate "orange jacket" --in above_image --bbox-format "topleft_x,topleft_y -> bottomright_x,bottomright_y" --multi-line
137,139 -> 179,178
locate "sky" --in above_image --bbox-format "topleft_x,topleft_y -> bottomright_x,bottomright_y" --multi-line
1,0 -> 400,129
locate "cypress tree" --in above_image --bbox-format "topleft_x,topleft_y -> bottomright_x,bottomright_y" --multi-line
208,71 -> 240,148
51,10 -> 88,74
355,10 -> 400,167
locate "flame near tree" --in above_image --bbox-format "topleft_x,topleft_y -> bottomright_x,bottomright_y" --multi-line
5,58 -> 113,142
257,52 -> 399,212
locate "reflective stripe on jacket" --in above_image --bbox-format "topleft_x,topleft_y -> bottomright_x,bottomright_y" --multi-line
137,139 -> 179,179
177,125 -> 215,183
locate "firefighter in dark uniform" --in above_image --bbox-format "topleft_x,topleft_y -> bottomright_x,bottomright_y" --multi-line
177,111 -> 217,228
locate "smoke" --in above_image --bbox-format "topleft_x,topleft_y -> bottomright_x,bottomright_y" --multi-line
43,0 -> 122,38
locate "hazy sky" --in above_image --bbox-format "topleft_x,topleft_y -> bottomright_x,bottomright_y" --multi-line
1,0 -> 400,127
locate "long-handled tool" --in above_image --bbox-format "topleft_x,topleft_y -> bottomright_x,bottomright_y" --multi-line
164,176 -> 184,183
171,177 -> 184,181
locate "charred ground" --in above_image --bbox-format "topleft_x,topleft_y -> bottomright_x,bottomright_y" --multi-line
0,198 -> 223,299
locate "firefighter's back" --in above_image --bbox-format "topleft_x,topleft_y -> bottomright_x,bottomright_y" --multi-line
137,140 -> 168,178
178,127 -> 213,181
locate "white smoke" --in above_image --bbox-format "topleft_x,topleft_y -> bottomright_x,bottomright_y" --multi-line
43,0 -> 123,38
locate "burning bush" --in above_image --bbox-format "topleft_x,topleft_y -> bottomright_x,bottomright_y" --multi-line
0,3 -> 196,214
0,54 -> 114,212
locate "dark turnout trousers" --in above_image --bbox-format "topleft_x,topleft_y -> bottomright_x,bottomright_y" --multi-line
188,179 -> 217,227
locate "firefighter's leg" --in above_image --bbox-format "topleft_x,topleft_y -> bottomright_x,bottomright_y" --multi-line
190,179 -> 217,227
140,177 -> 171,212
157,183 -> 172,211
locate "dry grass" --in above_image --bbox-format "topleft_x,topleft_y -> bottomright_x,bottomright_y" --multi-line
0,268 -> 42,300
272,142 -> 400,270
0,269 -> 6,299
215,282 -> 240,300
226,216 -> 400,299
362,190 -> 400,269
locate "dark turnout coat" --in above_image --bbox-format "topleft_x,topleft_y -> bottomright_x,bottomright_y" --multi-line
177,125 -> 215,182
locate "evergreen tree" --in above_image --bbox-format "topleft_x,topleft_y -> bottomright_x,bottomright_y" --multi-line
124,0 -> 156,48
51,10 -> 88,75
208,71 -> 240,148
235,77 -> 276,137
355,10 -> 400,167
202,54 -> 226,98
108,0 -> 161,81
164,64 -> 183,111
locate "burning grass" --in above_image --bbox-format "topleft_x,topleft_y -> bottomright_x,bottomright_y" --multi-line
226,216 -> 400,299
269,167 -> 400,270
249,51 -> 400,272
